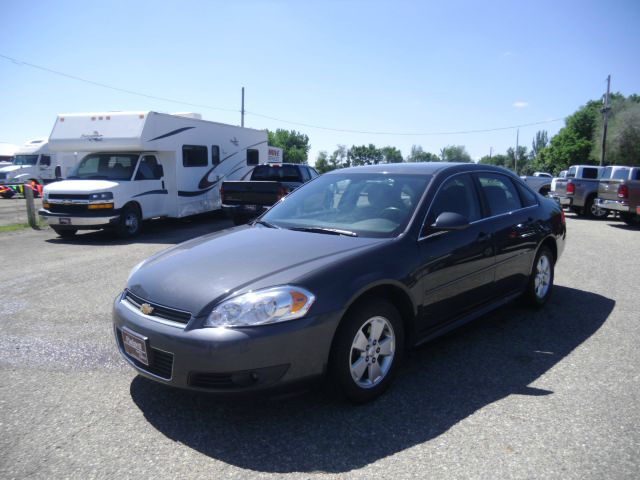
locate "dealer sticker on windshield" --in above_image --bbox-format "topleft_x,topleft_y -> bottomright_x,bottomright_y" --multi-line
122,328 -> 149,365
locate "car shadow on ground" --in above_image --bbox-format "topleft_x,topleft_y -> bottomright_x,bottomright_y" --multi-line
44,211 -> 235,246
129,286 -> 613,474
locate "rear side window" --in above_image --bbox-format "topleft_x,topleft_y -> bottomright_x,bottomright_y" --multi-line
582,167 -> 599,179
182,145 -> 207,167
247,149 -> 259,166
515,181 -> 538,207
612,168 -> 630,180
428,174 -> 480,224
211,145 -> 220,166
477,173 -> 523,216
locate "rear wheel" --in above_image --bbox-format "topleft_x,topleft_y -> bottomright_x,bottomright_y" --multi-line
51,227 -> 77,238
524,246 -> 554,307
329,300 -> 404,403
116,205 -> 141,238
585,197 -> 608,219
620,213 -> 640,227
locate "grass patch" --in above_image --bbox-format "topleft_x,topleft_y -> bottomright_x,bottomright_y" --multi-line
0,223 -> 31,232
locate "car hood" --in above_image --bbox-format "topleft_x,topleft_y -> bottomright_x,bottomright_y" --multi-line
0,165 -> 22,173
127,226 -> 384,315
44,179 -> 119,194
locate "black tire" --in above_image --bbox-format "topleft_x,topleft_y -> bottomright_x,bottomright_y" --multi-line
51,227 -> 77,238
584,196 -> 609,219
116,205 -> 142,238
620,213 -> 640,227
329,300 -> 404,403
524,246 -> 555,307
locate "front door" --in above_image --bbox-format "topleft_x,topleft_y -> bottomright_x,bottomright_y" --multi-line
132,155 -> 167,218
416,173 -> 495,332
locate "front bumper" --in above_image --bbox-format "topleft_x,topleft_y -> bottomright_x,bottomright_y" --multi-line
39,208 -> 121,228
595,198 -> 630,213
112,291 -> 340,394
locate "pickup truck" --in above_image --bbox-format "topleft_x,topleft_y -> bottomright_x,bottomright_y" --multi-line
596,166 -> 640,226
550,164 -> 607,218
221,163 -> 320,224
520,172 -> 553,196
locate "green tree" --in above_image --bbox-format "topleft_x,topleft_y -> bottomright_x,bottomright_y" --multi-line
315,151 -> 335,173
267,129 -> 311,164
530,130 -> 548,160
406,145 -> 439,162
441,145 -> 472,162
478,153 -> 510,168
592,95 -> 640,166
380,146 -> 403,163
330,144 -> 348,169
348,144 -> 383,166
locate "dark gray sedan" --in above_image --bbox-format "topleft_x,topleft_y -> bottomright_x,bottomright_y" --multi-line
113,163 -> 566,402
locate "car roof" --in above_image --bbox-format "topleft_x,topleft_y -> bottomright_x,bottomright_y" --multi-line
328,162 -> 515,176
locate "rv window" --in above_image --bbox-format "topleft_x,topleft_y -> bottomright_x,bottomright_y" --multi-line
212,145 -> 220,166
183,145 -> 208,167
136,155 -> 162,180
40,155 -> 51,167
247,149 -> 259,166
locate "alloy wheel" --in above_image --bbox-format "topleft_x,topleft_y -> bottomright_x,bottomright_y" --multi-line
349,316 -> 395,389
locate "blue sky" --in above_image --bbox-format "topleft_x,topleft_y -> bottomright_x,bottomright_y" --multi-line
1,0 -> 639,164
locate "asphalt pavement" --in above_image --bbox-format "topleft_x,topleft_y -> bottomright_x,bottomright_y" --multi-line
0,213 -> 638,479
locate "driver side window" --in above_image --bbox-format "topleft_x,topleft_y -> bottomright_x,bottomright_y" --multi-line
427,174 -> 480,225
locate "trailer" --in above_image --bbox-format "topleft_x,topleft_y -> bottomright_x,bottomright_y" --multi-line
0,139 -> 83,198
39,111 -> 269,238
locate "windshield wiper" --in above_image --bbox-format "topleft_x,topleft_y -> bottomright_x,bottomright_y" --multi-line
290,226 -> 358,237
253,219 -> 280,229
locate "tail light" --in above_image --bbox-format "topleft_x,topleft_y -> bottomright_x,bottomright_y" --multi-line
277,186 -> 289,200
566,182 -> 575,195
618,184 -> 629,199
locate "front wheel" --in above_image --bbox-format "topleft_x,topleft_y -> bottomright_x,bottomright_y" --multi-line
524,246 -> 555,307
116,205 -> 141,238
329,300 -> 404,403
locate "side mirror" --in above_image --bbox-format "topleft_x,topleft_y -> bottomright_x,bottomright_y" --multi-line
431,212 -> 470,231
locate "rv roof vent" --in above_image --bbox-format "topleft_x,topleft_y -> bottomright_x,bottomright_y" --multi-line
172,112 -> 202,120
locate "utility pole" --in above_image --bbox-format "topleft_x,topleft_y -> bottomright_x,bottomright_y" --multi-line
514,128 -> 519,174
241,87 -> 245,127
489,146 -> 493,159
600,75 -> 611,166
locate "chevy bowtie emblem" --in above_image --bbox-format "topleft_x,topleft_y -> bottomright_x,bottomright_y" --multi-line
140,303 -> 154,315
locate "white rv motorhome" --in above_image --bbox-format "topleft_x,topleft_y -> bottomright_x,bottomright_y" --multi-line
40,111 -> 269,238
0,139 -> 82,197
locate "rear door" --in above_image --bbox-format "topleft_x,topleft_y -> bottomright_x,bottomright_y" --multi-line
473,172 -> 539,296
417,173 -> 495,330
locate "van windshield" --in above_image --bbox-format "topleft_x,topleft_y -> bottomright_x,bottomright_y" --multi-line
69,154 -> 138,180
13,155 -> 39,166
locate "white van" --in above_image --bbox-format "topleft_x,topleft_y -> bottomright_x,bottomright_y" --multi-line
0,139 -> 82,197
40,111 -> 269,238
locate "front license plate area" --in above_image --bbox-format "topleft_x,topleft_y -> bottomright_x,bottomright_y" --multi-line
59,217 -> 71,225
245,204 -> 257,211
122,328 -> 150,365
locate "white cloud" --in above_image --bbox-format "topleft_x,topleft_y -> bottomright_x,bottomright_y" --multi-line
513,101 -> 529,108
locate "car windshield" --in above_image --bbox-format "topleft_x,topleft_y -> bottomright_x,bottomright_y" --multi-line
262,172 -> 431,238
68,153 -> 138,180
13,155 -> 39,166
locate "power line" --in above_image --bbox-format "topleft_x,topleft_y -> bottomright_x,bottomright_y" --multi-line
1,53 -> 565,136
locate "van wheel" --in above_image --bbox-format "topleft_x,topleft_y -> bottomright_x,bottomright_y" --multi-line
329,300 -> 404,403
52,227 -> 77,238
116,205 -> 141,238
524,246 -> 554,307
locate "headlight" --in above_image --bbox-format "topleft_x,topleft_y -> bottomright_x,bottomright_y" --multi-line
89,192 -> 113,200
205,286 -> 315,327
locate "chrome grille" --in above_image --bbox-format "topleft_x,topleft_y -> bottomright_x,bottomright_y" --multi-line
123,290 -> 192,325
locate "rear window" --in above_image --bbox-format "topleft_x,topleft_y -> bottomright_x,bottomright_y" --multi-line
251,165 -> 302,182
612,168 -> 630,180
582,167 -> 599,179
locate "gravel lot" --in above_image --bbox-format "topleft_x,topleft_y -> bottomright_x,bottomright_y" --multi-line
0,213 -> 638,479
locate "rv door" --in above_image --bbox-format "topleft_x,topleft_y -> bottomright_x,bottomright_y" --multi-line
133,155 -> 167,218
38,155 -> 54,181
